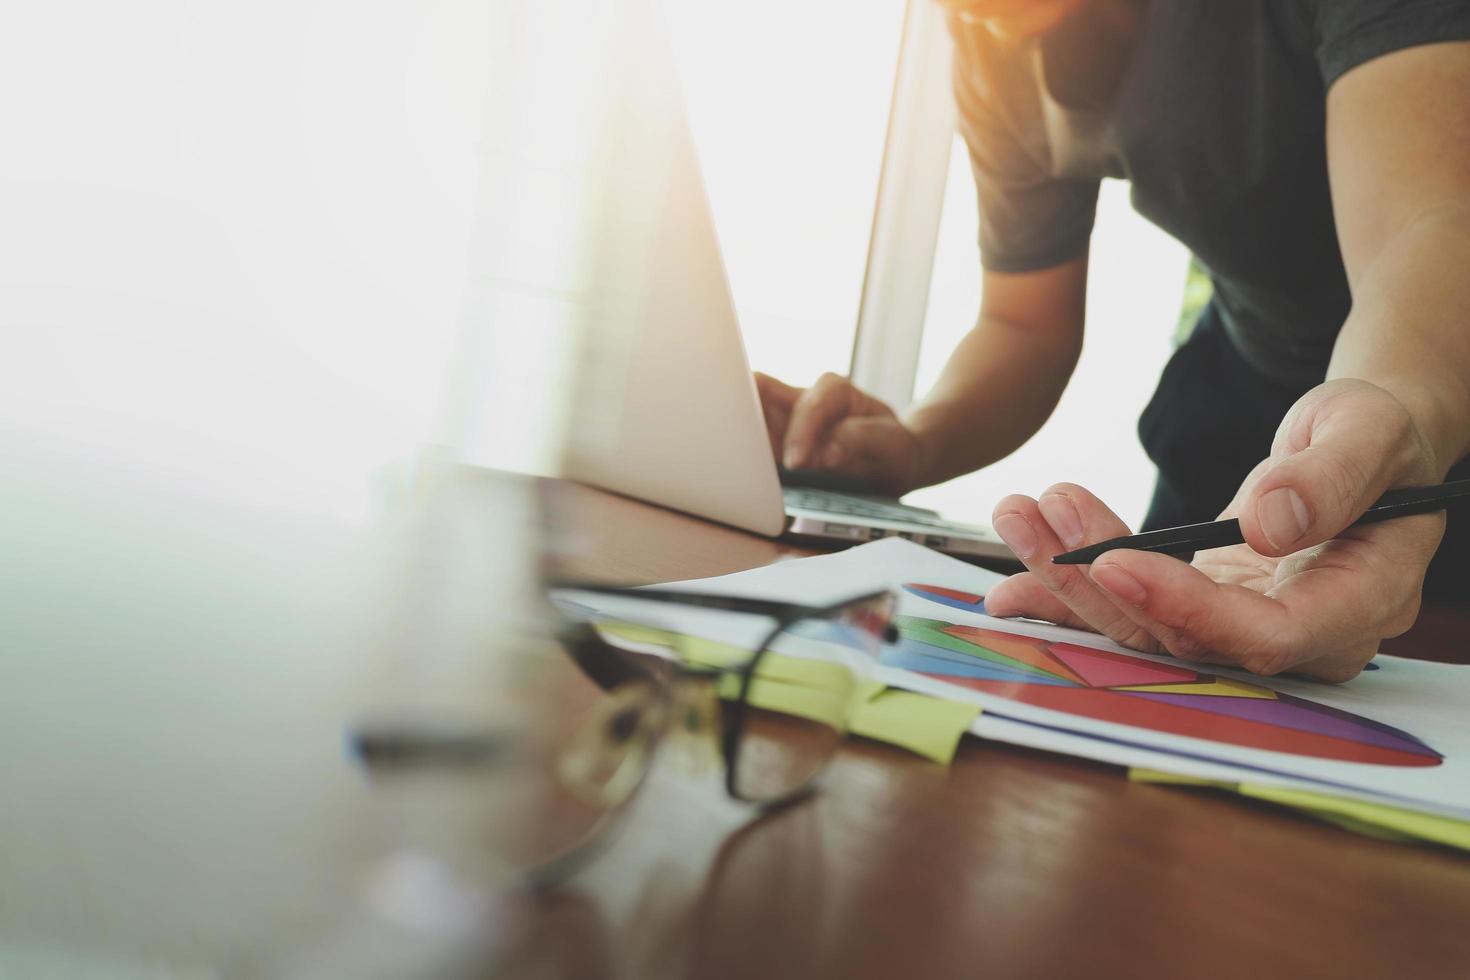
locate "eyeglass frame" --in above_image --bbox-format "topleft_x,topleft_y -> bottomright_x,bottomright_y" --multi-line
347,583 -> 898,889
551,582 -> 899,806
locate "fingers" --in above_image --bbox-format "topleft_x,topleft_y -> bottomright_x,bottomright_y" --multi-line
985,479 -> 1419,682
983,572 -> 1096,631
783,373 -> 858,470
1089,550 -> 1301,671
990,485 -> 1162,652
753,373 -> 800,460
1239,380 -> 1437,557
1090,522 -> 1434,681
809,416 -> 922,495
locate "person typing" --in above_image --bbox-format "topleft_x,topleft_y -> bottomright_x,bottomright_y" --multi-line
756,0 -> 1470,681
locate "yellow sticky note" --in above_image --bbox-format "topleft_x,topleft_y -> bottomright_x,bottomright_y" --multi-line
596,621 -> 750,668
596,622 -> 856,690
595,621 -> 982,764
751,652 -> 856,691
1240,785 -> 1470,852
849,688 -> 982,765
739,675 -> 850,730
1128,768 -> 1233,788
1129,768 -> 1470,852
724,676 -> 978,763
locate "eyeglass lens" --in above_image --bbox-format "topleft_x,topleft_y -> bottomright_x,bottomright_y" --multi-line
725,593 -> 895,802
482,635 -> 670,880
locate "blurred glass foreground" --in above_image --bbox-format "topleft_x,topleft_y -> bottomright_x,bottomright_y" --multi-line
0,0 -> 659,976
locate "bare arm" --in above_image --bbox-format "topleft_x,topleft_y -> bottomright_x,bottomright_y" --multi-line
985,39 -> 1470,683
1229,38 -> 1470,556
1322,41 -> 1470,480
759,253 -> 1089,495
905,253 -> 1089,487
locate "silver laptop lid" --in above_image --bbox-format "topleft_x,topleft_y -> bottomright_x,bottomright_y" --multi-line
558,0 -> 786,537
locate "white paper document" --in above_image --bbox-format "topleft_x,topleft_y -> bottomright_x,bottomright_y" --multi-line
569,539 -> 1470,820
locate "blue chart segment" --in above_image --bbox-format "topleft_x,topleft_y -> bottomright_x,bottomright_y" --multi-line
902,584 -> 986,616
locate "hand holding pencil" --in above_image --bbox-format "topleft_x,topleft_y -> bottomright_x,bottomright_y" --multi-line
1050,479 -> 1470,565
983,380 -> 1450,683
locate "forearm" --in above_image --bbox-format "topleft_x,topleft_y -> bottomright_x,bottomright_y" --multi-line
902,312 -> 1081,488
1329,202 -> 1470,480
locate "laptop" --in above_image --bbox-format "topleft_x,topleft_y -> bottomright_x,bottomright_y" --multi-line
559,6 -> 1009,561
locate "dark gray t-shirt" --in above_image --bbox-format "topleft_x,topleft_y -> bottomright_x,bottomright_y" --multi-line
950,0 -> 1470,389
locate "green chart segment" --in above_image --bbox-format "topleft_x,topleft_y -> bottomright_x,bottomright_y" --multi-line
898,616 -> 1071,683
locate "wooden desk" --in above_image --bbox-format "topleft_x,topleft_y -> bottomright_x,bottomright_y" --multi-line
7,468 -> 1466,978
501,480 -> 1470,979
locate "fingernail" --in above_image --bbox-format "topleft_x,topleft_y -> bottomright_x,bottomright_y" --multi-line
979,579 -> 1013,617
1038,493 -> 1084,550
1091,562 -> 1147,606
1257,486 -> 1310,551
994,514 -> 1038,561
784,446 -> 802,469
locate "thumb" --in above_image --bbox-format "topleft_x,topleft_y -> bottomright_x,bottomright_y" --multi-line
1238,382 -> 1432,557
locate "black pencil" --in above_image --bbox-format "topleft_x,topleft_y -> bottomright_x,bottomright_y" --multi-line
1052,478 -> 1470,565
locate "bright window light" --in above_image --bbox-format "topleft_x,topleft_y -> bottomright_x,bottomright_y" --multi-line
668,0 -> 906,388
909,136 -> 1190,527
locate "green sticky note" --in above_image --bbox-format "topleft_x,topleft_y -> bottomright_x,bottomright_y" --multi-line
1129,769 -> 1470,852
849,688 -> 982,765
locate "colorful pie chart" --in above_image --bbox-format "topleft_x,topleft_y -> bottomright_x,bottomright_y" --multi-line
892,584 -> 1440,768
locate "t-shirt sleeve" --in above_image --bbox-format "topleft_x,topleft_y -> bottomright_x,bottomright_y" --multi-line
1308,0 -> 1470,90
948,15 -> 1099,274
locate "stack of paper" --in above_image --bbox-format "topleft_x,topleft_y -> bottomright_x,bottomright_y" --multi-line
566,539 -> 1470,850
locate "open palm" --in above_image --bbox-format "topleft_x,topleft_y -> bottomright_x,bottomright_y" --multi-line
984,381 -> 1445,682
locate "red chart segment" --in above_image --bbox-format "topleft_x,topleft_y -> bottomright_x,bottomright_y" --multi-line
891,610 -> 1442,767
1049,643 -> 1197,687
941,625 -> 1087,685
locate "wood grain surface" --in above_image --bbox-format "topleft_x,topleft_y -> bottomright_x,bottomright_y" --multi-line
13,467 -> 1462,978
499,477 -> 1470,980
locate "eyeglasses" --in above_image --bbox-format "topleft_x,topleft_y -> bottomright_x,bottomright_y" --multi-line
559,582 -> 897,788
351,584 -> 896,887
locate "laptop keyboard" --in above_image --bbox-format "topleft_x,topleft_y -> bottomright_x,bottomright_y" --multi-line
783,488 -> 955,528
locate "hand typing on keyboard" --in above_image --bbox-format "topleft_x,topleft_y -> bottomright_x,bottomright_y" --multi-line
755,372 -> 925,497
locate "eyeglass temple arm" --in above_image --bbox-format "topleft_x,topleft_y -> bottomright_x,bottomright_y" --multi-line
557,622 -> 665,693
550,582 -> 890,620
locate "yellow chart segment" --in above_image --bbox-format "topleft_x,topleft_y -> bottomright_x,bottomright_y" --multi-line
1114,677 -> 1277,699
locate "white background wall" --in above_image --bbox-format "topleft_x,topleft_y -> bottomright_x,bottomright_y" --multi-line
907,149 -> 1188,528
1,0 -> 500,519
670,0 -> 905,389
